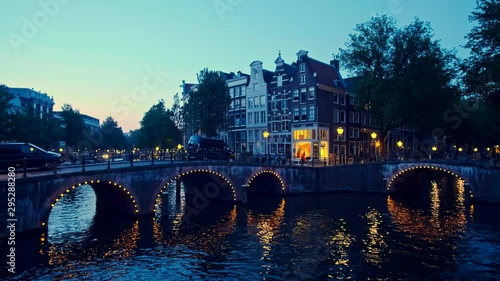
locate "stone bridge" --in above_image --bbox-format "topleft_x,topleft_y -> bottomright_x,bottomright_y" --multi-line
1,160 -> 499,237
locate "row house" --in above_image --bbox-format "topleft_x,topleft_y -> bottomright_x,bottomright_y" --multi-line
7,87 -> 54,118
245,61 -> 273,155
226,71 -> 250,153
287,50 -> 346,162
267,52 -> 296,158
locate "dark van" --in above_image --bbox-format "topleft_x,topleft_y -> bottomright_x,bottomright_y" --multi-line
0,143 -> 62,170
187,136 -> 234,161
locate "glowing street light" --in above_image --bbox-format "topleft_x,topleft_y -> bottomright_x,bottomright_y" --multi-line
371,132 -> 377,140
458,147 -> 463,152
397,141 -> 403,148
263,130 -> 269,163
177,144 -> 182,150
337,127 -> 344,135
432,146 -> 437,151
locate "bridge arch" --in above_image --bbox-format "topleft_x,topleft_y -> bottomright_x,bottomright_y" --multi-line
41,178 -> 140,227
152,168 -> 238,212
387,164 -> 472,197
246,169 -> 285,194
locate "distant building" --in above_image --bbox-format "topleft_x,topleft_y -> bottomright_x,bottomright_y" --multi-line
7,87 -> 54,118
53,111 -> 100,132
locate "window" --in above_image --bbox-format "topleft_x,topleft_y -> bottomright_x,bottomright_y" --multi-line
350,96 -> 356,105
355,128 -> 359,138
293,107 -> 299,121
301,105 -> 307,121
254,96 -> 260,107
355,112 -> 359,123
293,89 -> 299,102
254,112 -> 259,124
308,86 -> 315,99
235,87 -> 240,97
229,114 -> 234,127
281,91 -> 288,110
340,110 -> 346,123
333,145 -> 339,154
333,93 -> 339,104
260,95 -> 265,107
300,74 -> 306,84
308,105 -> 315,120
340,94 -> 346,105
248,97 -> 253,108
349,112 -> 354,123
300,63 -> 306,72
230,100 -> 234,110
361,113 -> 366,125
333,109 -> 339,122
282,116 -> 290,131
253,83 -> 259,91
248,112 -> 253,125
261,111 -> 266,124
235,99 -> 240,110
271,95 -> 278,111
349,127 -> 354,138
235,115 -> 240,126
277,75 -> 283,87
229,88 -> 234,98
241,98 -> 246,109
241,86 -> 246,96
300,88 -> 307,103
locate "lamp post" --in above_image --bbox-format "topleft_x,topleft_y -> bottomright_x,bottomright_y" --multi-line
177,144 -> 182,161
263,130 -> 269,164
337,127 -> 344,164
371,132 -> 377,161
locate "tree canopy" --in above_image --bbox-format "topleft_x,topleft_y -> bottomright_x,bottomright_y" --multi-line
338,15 -> 461,153
98,116 -> 128,150
138,99 -> 182,149
459,0 -> 500,145
183,69 -> 230,137
60,104 -> 87,149
0,85 -> 13,141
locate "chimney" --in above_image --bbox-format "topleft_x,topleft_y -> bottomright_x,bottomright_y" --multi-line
330,59 -> 340,71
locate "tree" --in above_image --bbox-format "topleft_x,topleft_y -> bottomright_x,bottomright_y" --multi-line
461,0 -> 500,145
171,92 -> 183,131
139,99 -> 182,149
0,85 -> 13,141
183,69 -> 230,137
99,116 -> 128,150
338,15 -> 460,155
60,104 -> 87,149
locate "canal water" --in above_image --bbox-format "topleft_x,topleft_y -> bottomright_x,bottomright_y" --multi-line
2,176 -> 500,280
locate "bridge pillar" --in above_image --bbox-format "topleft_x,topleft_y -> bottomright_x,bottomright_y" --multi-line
239,185 -> 248,204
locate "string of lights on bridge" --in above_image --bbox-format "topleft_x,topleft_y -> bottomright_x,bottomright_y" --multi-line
247,170 -> 285,192
155,169 -> 237,208
387,165 -> 473,199
42,180 -> 140,228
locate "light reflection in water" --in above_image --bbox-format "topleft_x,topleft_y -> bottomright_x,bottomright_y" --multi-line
247,198 -> 286,276
387,177 -> 468,241
362,208 -> 387,265
45,185 -> 140,280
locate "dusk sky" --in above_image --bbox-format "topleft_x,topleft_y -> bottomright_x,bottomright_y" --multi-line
1,0 -> 478,132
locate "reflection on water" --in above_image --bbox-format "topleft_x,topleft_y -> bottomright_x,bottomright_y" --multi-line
4,177 -> 500,280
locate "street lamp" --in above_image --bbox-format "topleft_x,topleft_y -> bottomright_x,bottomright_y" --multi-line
263,130 -> 269,164
397,141 -> 403,148
371,132 -> 377,161
337,127 -> 344,164
432,146 -> 437,151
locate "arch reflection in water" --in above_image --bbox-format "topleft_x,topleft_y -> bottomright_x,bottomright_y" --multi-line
44,185 -> 140,280
387,176 -> 469,241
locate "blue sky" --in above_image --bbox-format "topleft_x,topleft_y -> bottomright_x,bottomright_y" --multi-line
0,0 -> 478,132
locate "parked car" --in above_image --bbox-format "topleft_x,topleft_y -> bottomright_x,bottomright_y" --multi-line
187,136 -> 234,161
0,143 -> 62,170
